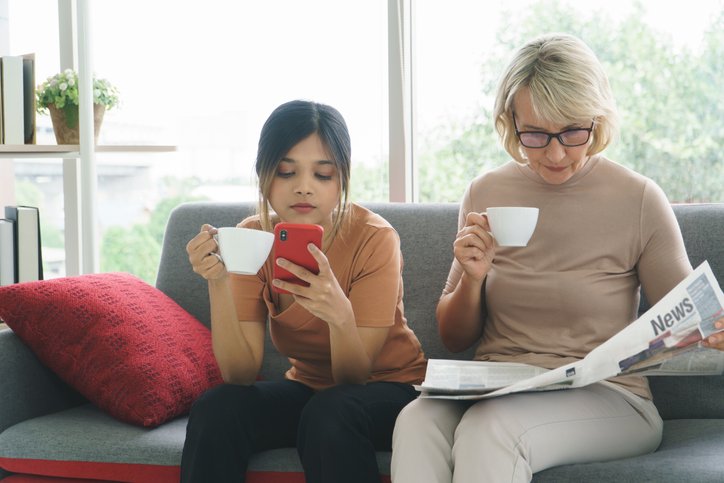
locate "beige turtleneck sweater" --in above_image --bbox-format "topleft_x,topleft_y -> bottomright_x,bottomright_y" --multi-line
445,155 -> 692,399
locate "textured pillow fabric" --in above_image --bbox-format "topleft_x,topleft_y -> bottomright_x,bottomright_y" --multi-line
0,272 -> 222,427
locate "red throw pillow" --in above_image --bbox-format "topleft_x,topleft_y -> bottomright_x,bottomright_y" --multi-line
0,272 -> 222,427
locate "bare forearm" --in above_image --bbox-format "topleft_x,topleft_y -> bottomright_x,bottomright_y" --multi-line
436,273 -> 486,352
328,318 -> 373,384
208,277 -> 262,384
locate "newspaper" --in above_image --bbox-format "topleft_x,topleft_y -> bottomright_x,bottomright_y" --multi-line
417,261 -> 724,400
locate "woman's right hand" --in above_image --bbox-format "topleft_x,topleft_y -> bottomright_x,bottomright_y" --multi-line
453,212 -> 495,283
186,224 -> 227,280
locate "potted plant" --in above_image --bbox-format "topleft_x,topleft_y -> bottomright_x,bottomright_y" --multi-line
36,69 -> 119,145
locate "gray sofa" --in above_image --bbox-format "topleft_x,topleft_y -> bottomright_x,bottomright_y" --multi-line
0,201 -> 723,482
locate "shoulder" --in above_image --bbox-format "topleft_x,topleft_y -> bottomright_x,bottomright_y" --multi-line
594,156 -> 653,187
339,203 -> 400,250
460,161 -> 521,213
594,156 -> 669,204
466,161 -> 520,193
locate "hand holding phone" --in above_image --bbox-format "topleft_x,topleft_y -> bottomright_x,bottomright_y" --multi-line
273,223 -> 324,294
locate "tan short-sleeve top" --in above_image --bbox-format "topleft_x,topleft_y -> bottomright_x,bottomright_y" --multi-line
230,203 -> 426,390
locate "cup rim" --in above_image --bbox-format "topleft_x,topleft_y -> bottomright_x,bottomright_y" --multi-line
216,226 -> 274,238
486,206 -> 539,211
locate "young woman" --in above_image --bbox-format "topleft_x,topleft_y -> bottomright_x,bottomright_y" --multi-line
390,33 -> 720,482
180,100 -> 426,483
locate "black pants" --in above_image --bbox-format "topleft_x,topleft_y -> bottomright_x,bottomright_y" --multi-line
180,379 -> 418,483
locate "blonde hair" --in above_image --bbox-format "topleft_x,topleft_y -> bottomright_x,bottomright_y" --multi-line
493,33 -> 619,163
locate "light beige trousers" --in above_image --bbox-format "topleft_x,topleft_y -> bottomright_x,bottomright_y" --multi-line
391,382 -> 662,483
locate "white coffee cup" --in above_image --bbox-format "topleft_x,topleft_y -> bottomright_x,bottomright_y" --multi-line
215,227 -> 274,275
486,207 -> 539,247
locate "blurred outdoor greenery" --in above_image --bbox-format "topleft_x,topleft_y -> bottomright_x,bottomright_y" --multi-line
27,1 -> 721,284
407,1 -> 724,203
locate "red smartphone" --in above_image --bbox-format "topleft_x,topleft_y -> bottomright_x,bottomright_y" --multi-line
273,223 -> 324,294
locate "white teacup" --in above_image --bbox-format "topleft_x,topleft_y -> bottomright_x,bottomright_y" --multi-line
215,227 -> 274,275
486,207 -> 539,247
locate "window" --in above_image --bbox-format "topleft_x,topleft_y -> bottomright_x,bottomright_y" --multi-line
5,0 -> 722,283
412,0 -> 724,203
7,0 -> 388,282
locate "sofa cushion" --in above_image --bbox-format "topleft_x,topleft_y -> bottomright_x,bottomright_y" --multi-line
1,403 -> 722,483
532,418 -> 724,482
0,272 -> 222,428
0,405 -> 182,481
0,404 -> 392,483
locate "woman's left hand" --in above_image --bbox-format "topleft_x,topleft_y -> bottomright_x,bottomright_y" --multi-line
702,318 -> 724,351
273,244 -> 354,327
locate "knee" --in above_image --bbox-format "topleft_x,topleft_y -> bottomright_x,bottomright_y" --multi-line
300,384 -> 365,436
397,397 -> 431,419
393,398 -> 462,447
298,384 -> 385,456
455,400 -> 523,448
391,399 -> 463,481
188,383 -> 257,431
394,398 -> 428,435
392,398 -> 424,450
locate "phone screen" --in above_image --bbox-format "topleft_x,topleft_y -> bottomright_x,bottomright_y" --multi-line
272,223 -> 324,294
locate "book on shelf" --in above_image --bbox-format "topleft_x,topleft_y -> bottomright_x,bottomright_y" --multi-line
1,55 -> 24,145
0,58 -> 3,144
22,53 -> 36,144
0,53 -> 35,145
0,218 -> 15,285
4,206 -> 43,283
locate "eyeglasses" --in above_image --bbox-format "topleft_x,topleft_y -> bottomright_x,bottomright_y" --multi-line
513,114 -> 594,148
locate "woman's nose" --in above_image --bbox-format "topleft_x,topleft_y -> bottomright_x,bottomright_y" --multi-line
545,138 -> 566,163
294,176 -> 313,195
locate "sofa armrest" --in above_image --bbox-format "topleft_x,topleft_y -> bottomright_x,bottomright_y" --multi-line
0,329 -> 85,433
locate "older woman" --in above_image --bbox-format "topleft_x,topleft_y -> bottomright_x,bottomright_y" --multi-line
390,33 -> 718,482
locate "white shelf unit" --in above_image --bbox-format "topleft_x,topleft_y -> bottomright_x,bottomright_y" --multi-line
0,144 -> 176,276
0,145 -> 176,156
1,0 -> 176,277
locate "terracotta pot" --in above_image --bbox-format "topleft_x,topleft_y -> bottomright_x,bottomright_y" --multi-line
47,103 -> 106,145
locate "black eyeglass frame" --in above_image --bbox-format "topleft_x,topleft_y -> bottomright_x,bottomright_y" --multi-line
512,113 -> 595,149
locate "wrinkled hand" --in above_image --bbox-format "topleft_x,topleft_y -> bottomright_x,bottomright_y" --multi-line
272,244 -> 354,327
453,212 -> 495,282
186,224 -> 227,280
702,318 -> 724,351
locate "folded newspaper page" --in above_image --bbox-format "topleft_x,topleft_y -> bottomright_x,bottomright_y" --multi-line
419,261 -> 724,400
414,360 -> 549,396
